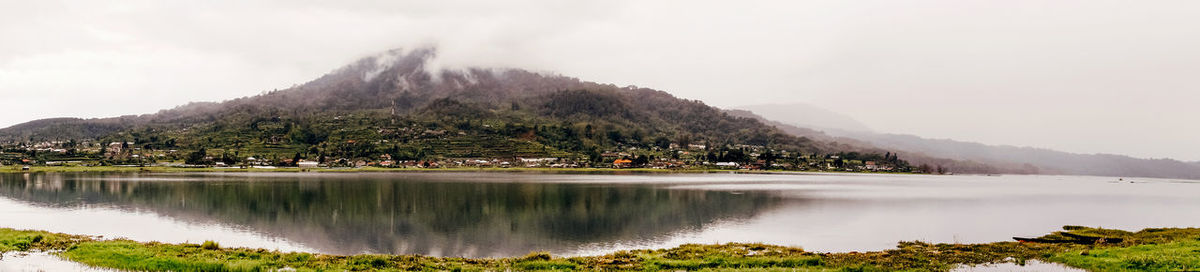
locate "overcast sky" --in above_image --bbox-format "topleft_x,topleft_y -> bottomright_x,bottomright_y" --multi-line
2,0 -> 1198,161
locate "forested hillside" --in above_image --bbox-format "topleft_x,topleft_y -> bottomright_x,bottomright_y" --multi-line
0,48 -> 908,171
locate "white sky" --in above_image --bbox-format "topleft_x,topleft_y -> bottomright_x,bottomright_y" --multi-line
1,0 -> 1198,161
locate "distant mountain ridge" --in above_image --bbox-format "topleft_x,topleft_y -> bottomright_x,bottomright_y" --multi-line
724,109 -> 1041,175
828,130 -> 1200,179
733,103 -> 873,133
736,103 -> 1200,180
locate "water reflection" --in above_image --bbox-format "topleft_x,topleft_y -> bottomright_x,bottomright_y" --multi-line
0,172 -> 782,257
5,172 -> 1200,258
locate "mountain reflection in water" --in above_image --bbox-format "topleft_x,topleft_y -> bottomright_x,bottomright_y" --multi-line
0,172 -> 782,257
8,172 -> 1200,258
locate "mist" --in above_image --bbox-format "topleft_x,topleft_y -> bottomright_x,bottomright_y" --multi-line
1,0 -> 1198,161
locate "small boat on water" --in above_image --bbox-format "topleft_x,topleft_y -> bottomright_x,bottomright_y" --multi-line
1013,232 -> 1122,244
21,165 -> 30,171
1060,232 -> 1123,243
1013,237 -> 1060,243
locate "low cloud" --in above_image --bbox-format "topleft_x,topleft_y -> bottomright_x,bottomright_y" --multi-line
1,0 -> 1198,160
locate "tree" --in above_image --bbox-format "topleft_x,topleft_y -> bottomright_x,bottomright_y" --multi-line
675,134 -> 692,148
185,148 -> 208,165
632,155 -> 649,166
760,150 -> 777,166
652,137 -> 671,149
606,130 -> 623,143
220,152 -> 237,165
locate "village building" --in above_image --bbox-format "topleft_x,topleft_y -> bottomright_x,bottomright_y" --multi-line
612,159 -> 633,168
519,157 -> 559,167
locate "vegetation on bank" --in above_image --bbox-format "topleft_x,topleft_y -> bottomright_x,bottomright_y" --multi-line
3,226 -> 1200,271
0,165 -> 925,175
0,228 -> 88,253
0,165 -> 697,174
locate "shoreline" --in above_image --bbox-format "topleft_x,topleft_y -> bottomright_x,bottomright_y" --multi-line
0,165 -> 925,176
1,226 -> 1196,271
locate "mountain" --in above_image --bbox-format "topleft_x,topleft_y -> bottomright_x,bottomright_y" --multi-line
736,104 -> 1200,180
733,103 -> 873,133
829,131 -> 1200,179
724,110 -> 1040,175
1,48 -> 893,169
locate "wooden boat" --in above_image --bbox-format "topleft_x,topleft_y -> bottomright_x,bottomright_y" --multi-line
1012,237 -> 1065,243
1013,232 -> 1122,244
1060,232 -> 1123,243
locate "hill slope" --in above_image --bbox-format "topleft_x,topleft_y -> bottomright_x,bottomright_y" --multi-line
830,131 -> 1200,179
2,48 -> 897,169
733,103 -> 873,133
724,109 -> 1041,175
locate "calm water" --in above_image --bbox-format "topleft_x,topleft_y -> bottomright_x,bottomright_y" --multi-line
1,172 -> 1198,258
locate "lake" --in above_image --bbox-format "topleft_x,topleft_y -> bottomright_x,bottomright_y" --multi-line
1,171 -> 1198,258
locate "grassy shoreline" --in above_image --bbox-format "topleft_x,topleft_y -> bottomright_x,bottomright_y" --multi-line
0,165 -> 920,175
2,226 -> 1198,271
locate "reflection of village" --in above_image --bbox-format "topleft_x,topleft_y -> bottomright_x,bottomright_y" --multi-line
2,140 -> 909,172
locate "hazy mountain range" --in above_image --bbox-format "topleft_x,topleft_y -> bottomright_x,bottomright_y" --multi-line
730,103 -> 874,133
735,103 -> 1200,180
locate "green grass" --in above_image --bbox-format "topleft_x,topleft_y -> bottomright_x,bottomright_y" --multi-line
61,240 -> 265,272
1049,240 -> 1200,271
61,239 -> 514,271
0,228 -> 86,253
6,226 -> 1200,271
